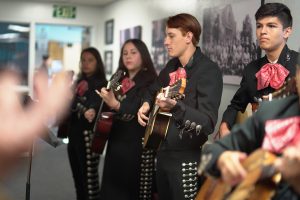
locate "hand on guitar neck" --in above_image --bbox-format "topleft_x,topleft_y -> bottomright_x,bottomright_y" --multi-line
217,151 -> 248,186
98,87 -> 120,111
137,85 -> 179,127
155,87 -> 177,112
96,70 -> 125,111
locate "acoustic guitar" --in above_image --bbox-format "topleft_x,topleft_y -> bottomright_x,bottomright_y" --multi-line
215,77 -> 297,140
90,70 -> 125,154
195,149 -> 281,200
143,78 -> 186,150
237,77 -> 296,124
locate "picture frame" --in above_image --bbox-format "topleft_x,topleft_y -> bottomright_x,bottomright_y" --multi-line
151,18 -> 169,73
105,19 -> 114,44
201,1 -> 261,85
120,25 -> 142,47
104,50 -> 113,75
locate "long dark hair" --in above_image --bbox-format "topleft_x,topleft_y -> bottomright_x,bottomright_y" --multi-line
78,47 -> 106,80
118,39 -> 157,79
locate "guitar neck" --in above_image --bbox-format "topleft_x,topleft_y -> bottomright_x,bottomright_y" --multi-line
92,81 -> 111,132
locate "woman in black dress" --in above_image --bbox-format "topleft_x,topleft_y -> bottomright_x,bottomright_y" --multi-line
99,39 -> 157,200
67,47 -> 107,200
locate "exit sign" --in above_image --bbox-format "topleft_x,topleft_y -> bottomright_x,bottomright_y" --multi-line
53,5 -> 76,19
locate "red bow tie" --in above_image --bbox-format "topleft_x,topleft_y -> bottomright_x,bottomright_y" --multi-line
255,63 -> 289,90
121,77 -> 135,94
169,67 -> 186,85
76,80 -> 89,96
262,116 -> 300,153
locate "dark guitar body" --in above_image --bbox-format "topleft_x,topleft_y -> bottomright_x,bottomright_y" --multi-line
143,78 -> 186,150
91,112 -> 114,154
143,111 -> 171,150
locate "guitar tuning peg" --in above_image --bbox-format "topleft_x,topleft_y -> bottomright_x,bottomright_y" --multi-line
185,120 -> 191,128
117,85 -> 122,91
196,125 -> 202,136
190,122 -> 196,130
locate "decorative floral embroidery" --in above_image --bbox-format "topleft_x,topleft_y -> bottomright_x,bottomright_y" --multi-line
76,80 -> 89,96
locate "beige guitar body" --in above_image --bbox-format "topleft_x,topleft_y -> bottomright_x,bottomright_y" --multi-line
235,103 -> 254,124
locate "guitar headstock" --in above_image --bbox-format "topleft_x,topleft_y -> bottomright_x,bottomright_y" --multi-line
108,70 -> 126,92
164,78 -> 187,100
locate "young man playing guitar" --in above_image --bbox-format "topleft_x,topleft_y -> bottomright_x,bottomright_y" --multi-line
219,3 -> 299,137
200,57 -> 300,200
137,13 -> 223,200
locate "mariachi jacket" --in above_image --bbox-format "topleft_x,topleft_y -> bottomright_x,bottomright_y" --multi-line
222,45 -> 299,129
143,47 -> 223,151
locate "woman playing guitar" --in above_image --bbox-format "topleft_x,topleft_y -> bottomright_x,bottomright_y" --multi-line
98,39 -> 157,200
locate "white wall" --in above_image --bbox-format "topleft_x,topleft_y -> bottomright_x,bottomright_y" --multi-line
0,1 -> 103,93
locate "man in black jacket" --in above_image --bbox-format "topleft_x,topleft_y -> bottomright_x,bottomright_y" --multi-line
201,57 -> 300,199
219,3 -> 299,137
137,13 -> 223,200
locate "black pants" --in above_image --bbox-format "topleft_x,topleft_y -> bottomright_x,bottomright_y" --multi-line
156,150 -> 203,200
68,132 -> 100,200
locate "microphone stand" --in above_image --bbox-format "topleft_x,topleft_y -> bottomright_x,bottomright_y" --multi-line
25,142 -> 34,200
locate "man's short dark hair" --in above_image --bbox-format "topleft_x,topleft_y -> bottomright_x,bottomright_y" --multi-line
255,3 -> 293,28
167,13 -> 201,46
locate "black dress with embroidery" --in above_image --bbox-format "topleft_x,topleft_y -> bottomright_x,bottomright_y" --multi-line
99,70 -> 156,200
67,75 -> 107,200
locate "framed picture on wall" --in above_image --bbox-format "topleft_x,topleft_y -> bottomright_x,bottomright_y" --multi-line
104,50 -> 113,75
201,1 -> 261,85
105,19 -> 114,44
120,25 -> 142,47
151,18 -> 170,73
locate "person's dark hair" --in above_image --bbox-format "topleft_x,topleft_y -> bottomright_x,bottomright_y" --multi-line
78,47 -> 106,80
118,39 -> 157,78
42,54 -> 49,61
255,3 -> 293,28
167,13 -> 201,46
